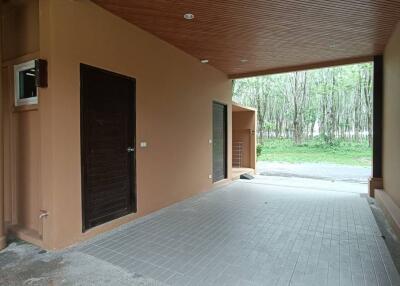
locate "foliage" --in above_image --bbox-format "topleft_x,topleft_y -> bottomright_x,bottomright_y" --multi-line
258,138 -> 371,166
256,144 -> 262,158
233,63 -> 373,147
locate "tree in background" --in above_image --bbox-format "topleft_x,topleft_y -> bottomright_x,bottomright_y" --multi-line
233,62 -> 373,146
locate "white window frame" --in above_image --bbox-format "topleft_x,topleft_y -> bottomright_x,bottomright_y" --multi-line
14,60 -> 38,106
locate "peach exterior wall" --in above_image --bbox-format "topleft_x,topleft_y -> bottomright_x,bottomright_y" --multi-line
383,22 -> 400,208
2,0 -> 39,61
1,1 -> 42,240
232,110 -> 256,169
0,0 -> 4,250
38,0 -> 232,249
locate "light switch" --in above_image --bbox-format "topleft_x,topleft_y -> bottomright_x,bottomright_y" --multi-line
209,139 -> 212,144
208,174 -> 212,179
140,142 -> 147,148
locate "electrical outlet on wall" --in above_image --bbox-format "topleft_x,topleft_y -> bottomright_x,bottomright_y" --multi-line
208,174 -> 212,179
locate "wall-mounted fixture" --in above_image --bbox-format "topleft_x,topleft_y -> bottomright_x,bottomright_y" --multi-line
13,59 -> 47,106
39,209 -> 49,219
35,59 -> 48,88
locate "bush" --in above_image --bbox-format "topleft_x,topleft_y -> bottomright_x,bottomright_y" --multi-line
256,144 -> 263,157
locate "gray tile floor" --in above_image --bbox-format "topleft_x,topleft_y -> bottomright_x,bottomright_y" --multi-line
77,176 -> 400,286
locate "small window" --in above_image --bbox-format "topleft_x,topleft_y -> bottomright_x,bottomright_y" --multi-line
14,60 -> 38,106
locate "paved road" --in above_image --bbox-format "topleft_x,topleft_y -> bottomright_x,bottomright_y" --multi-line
249,175 -> 368,194
257,161 -> 371,183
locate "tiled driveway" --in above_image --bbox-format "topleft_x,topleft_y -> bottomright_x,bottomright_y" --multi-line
77,176 -> 400,286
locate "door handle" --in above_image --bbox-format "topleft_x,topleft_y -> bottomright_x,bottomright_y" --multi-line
127,147 -> 135,152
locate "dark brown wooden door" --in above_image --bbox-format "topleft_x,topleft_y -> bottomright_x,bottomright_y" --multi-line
213,102 -> 227,182
81,64 -> 136,231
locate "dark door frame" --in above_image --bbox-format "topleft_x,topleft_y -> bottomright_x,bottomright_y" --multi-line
80,63 -> 136,231
212,101 -> 228,183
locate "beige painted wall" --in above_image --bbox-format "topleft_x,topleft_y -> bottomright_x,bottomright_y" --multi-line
1,0 -> 42,241
0,0 -> 4,250
39,0 -> 232,249
383,22 -> 400,208
1,0 -> 39,61
2,65 -> 42,233
232,109 -> 256,169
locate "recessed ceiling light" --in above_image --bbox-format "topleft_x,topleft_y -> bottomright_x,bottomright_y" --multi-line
200,59 -> 209,64
184,13 -> 194,20
240,59 -> 248,63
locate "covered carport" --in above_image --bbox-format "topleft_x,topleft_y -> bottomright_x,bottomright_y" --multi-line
1,0 -> 400,285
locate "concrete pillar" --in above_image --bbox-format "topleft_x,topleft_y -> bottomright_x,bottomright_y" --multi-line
0,1 -> 6,250
369,55 -> 384,197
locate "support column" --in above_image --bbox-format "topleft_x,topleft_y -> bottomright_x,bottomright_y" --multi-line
0,1 -> 6,250
369,55 -> 384,197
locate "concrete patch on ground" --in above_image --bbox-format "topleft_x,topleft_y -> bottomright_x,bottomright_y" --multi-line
0,241 -> 168,286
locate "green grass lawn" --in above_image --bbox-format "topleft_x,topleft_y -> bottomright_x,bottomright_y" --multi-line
258,138 -> 372,166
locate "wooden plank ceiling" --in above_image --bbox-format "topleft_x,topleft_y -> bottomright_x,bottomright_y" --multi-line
92,0 -> 400,78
